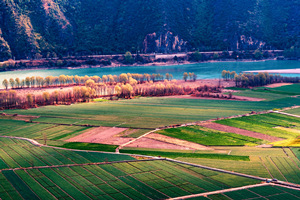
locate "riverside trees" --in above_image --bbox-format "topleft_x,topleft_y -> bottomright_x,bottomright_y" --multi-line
223,71 -> 300,87
1,73 -> 171,90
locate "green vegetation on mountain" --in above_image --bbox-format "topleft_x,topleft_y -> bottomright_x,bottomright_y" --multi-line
0,0 -> 299,60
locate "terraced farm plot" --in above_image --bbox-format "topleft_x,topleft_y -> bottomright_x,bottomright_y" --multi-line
0,138 -> 135,170
4,97 -> 300,129
216,113 -> 300,140
156,125 -> 263,146
0,160 -> 261,199
204,185 -> 300,200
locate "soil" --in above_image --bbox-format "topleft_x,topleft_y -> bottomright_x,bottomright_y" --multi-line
265,83 -> 293,88
200,122 -> 283,142
66,126 -> 132,145
66,126 -> 214,150
126,137 -> 196,150
145,133 -> 212,150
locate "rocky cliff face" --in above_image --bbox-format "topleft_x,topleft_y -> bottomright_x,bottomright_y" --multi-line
143,31 -> 188,53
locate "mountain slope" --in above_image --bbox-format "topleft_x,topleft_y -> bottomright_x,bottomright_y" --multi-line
0,0 -> 299,60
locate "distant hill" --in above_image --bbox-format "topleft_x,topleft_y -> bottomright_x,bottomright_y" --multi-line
0,0 -> 299,60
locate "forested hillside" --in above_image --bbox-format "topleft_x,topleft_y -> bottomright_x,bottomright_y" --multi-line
0,0 -> 299,60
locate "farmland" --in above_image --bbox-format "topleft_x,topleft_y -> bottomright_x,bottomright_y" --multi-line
216,113 -> 300,140
0,159 -> 261,199
204,185 -> 300,200
4,96 -> 300,129
1,87 -> 300,198
178,147 -> 300,184
156,126 -> 264,146
0,138 -> 264,199
0,138 -> 134,170
229,83 -> 300,101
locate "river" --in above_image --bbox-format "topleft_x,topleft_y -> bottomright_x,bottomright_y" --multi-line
0,60 -> 299,84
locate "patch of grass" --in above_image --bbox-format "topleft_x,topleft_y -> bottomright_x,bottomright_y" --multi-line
225,87 -> 248,90
92,98 -> 109,102
285,107 -> 300,115
157,126 -> 263,146
120,149 -> 250,161
235,90 -> 290,101
56,142 -> 118,152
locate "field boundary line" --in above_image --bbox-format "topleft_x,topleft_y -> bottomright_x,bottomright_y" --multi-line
0,158 -> 165,172
169,183 -> 269,199
288,147 -> 300,165
170,182 -> 300,200
165,158 -> 267,181
116,129 -> 159,152
273,110 -> 300,118
0,136 -> 159,159
258,156 -> 274,179
269,157 -> 288,182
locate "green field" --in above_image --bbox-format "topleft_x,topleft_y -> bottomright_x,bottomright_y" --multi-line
119,149 -> 250,161
229,83 -> 300,101
0,118 -> 91,141
216,113 -> 300,140
0,160 -> 261,199
178,147 -> 300,184
204,185 -> 300,200
285,107 -> 300,115
0,138 -> 134,170
157,126 -> 263,146
4,97 -> 300,129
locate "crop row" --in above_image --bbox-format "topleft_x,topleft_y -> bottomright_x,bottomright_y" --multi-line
0,160 -> 261,199
0,138 -> 134,169
215,185 -> 300,200
270,156 -> 300,184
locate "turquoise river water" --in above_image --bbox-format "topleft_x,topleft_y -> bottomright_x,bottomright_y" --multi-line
0,60 -> 299,84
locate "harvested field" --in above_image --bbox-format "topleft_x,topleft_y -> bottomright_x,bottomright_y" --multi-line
265,83 -> 293,88
145,133 -> 212,150
200,122 -> 282,142
66,126 -> 132,145
231,95 -> 265,101
126,137 -> 198,150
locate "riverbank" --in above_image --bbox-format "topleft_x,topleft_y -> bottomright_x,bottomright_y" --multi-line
244,68 -> 300,74
0,50 -> 284,72
1,58 -> 278,73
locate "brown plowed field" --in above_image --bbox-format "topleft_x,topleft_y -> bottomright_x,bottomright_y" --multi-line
66,126 -> 132,145
200,122 -> 283,142
127,137 -> 196,150
265,83 -> 293,88
145,133 -> 212,150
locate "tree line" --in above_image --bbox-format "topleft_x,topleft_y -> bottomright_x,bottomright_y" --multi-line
1,72 -> 203,109
1,73 -> 173,90
223,71 -> 300,87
